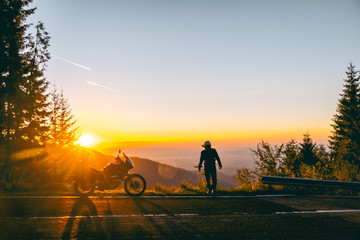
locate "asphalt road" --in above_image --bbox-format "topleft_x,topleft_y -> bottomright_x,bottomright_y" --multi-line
1,195 -> 360,239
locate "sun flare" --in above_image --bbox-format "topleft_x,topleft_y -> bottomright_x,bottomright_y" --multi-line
78,134 -> 94,146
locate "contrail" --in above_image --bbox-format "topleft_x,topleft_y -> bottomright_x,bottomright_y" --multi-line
86,81 -> 121,93
53,55 -> 91,70
53,56 -> 120,93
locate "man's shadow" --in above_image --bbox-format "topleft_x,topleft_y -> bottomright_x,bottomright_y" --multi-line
62,197 -> 107,239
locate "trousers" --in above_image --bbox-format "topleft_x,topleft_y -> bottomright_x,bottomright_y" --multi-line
204,166 -> 217,191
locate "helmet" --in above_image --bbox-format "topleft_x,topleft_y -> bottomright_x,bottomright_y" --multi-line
202,141 -> 211,148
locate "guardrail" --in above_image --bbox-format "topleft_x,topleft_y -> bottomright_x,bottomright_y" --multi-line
261,176 -> 360,190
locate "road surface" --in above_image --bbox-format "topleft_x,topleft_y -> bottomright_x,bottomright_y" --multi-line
1,195 -> 360,239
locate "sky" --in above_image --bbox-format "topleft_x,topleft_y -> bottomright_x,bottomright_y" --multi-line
27,0 -> 360,147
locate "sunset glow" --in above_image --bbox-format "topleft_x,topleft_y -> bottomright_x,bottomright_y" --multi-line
77,134 -> 94,147
28,1 -> 360,147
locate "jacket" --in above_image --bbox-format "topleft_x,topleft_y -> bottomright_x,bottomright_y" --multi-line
199,148 -> 222,169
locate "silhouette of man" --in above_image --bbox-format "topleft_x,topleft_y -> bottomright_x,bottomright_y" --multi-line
198,141 -> 222,195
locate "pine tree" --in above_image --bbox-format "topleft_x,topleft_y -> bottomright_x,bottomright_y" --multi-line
0,0 -> 50,181
57,89 -> 78,146
298,132 -> 319,166
329,63 -> 360,165
48,85 -> 78,147
47,85 -> 78,180
0,0 -> 36,181
282,139 -> 300,177
20,22 -> 50,145
0,0 -> 35,144
48,84 -> 60,145
315,144 -> 333,180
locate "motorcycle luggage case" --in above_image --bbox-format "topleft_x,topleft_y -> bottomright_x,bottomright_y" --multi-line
103,160 -> 131,176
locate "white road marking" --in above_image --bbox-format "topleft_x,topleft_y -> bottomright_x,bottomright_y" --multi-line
275,209 -> 360,215
0,194 -> 296,199
0,196 -> 76,199
15,213 -> 199,220
10,209 -> 360,220
174,214 -> 199,216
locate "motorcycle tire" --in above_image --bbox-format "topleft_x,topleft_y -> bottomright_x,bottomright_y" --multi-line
124,173 -> 146,196
74,180 -> 95,196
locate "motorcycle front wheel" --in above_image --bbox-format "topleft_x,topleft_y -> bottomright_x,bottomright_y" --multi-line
124,173 -> 146,196
74,179 -> 95,196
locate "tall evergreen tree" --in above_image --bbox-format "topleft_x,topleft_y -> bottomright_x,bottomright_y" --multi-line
48,84 -> 60,145
0,0 -> 50,181
298,132 -> 319,166
0,0 -> 35,145
47,85 -> 78,181
0,0 -> 35,181
57,90 -> 77,146
329,63 -> 360,165
282,139 -> 300,177
48,85 -> 78,147
20,21 -> 50,145
1,1 -> 50,146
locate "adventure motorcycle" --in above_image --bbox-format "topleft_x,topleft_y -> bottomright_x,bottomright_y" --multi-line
74,149 -> 146,196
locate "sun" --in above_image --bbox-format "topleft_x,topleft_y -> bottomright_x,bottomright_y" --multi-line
78,134 -> 94,147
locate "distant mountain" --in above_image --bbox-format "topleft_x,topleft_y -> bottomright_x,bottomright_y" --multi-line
92,143 -> 255,177
85,148 -> 234,188
130,157 -> 234,188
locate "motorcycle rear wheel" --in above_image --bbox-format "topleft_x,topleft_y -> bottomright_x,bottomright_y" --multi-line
124,173 -> 146,196
74,179 -> 95,196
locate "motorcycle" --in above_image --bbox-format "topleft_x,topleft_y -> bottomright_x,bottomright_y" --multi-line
74,149 -> 146,196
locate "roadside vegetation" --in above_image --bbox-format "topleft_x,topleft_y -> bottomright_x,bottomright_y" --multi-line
234,63 -> 360,193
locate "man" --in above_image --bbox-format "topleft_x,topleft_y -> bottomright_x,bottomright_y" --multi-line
198,141 -> 222,195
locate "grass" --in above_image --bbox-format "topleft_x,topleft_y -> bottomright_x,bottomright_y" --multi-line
1,179 -> 359,196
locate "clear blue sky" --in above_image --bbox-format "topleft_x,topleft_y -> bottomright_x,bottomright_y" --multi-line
28,0 -> 360,145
